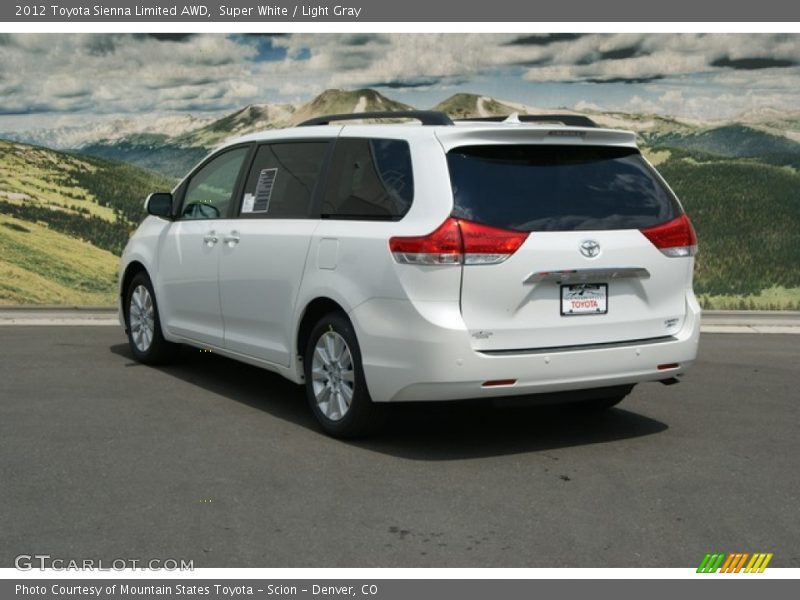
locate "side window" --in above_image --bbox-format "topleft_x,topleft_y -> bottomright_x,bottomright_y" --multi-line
322,138 -> 414,220
239,142 -> 329,218
181,147 -> 249,220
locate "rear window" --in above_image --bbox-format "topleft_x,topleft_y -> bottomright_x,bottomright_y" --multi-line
447,145 -> 680,231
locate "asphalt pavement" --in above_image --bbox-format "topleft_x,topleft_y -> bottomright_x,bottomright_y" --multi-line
0,326 -> 798,567
2,307 -> 799,333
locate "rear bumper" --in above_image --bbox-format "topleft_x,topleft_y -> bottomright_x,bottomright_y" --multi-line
351,292 -> 701,403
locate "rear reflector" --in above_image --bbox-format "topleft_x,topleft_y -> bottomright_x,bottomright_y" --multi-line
389,217 -> 529,265
640,214 -> 698,258
482,379 -> 517,387
657,363 -> 680,370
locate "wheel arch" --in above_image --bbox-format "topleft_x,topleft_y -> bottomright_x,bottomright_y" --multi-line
120,261 -> 149,303
296,296 -> 350,360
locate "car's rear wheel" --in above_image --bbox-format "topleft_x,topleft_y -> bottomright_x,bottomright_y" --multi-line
125,272 -> 176,365
304,313 -> 382,438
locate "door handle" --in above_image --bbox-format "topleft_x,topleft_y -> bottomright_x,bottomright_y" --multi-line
223,231 -> 240,246
203,231 -> 219,246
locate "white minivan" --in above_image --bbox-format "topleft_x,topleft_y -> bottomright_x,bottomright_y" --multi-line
119,111 -> 700,437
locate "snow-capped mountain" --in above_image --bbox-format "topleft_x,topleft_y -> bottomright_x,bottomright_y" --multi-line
433,93 -> 555,119
4,88 -> 799,178
172,102 -> 296,148
1,113 -> 217,150
287,88 -> 413,126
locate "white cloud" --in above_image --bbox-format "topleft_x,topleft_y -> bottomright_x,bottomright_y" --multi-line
0,34 -> 261,116
0,33 -> 798,127
574,100 -> 604,112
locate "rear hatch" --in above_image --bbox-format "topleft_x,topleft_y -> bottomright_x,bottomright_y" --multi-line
445,142 -> 696,351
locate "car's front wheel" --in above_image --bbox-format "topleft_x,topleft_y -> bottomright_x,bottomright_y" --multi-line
304,313 -> 382,438
125,272 -> 176,365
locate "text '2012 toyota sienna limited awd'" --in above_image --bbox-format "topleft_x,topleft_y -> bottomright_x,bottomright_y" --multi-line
119,111 -> 700,437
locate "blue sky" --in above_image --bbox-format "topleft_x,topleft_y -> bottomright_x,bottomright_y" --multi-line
0,33 -> 798,132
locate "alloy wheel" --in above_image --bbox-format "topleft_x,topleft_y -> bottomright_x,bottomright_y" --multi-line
129,284 -> 155,353
311,331 -> 355,421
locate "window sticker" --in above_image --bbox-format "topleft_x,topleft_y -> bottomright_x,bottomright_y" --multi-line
241,193 -> 256,213
253,168 -> 278,213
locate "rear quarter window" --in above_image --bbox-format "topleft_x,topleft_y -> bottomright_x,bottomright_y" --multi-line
447,145 -> 681,231
322,138 -> 414,220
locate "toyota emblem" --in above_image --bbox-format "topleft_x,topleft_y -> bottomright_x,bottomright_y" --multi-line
579,239 -> 601,258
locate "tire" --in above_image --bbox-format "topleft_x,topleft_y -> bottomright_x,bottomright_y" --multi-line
303,312 -> 383,438
124,271 -> 177,365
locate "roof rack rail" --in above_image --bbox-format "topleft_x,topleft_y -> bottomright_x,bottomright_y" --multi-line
456,114 -> 598,128
297,110 -> 454,127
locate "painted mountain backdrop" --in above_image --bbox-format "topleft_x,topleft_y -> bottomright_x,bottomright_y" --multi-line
1,89 -> 799,308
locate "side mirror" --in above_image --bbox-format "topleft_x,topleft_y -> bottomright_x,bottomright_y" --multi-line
145,192 -> 174,219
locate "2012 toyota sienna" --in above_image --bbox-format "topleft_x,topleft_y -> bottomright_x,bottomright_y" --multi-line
119,111 -> 700,437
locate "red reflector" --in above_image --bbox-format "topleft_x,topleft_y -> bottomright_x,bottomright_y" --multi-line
482,379 -> 517,387
640,214 -> 697,250
657,363 -> 680,370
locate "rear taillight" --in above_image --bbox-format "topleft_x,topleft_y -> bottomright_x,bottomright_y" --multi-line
459,220 -> 530,265
389,217 -> 529,265
640,214 -> 698,257
388,218 -> 463,265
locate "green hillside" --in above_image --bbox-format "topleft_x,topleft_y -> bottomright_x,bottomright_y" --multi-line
0,139 -> 173,304
81,138 -> 207,179
643,125 -> 800,158
0,213 -> 119,304
656,149 -> 800,303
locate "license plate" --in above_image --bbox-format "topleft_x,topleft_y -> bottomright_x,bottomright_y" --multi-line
561,284 -> 608,316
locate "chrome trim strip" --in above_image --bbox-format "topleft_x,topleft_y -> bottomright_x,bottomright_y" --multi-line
523,267 -> 650,285
478,335 -> 677,356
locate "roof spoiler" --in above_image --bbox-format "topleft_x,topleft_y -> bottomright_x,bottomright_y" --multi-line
298,111 -> 454,127
456,114 -> 598,128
